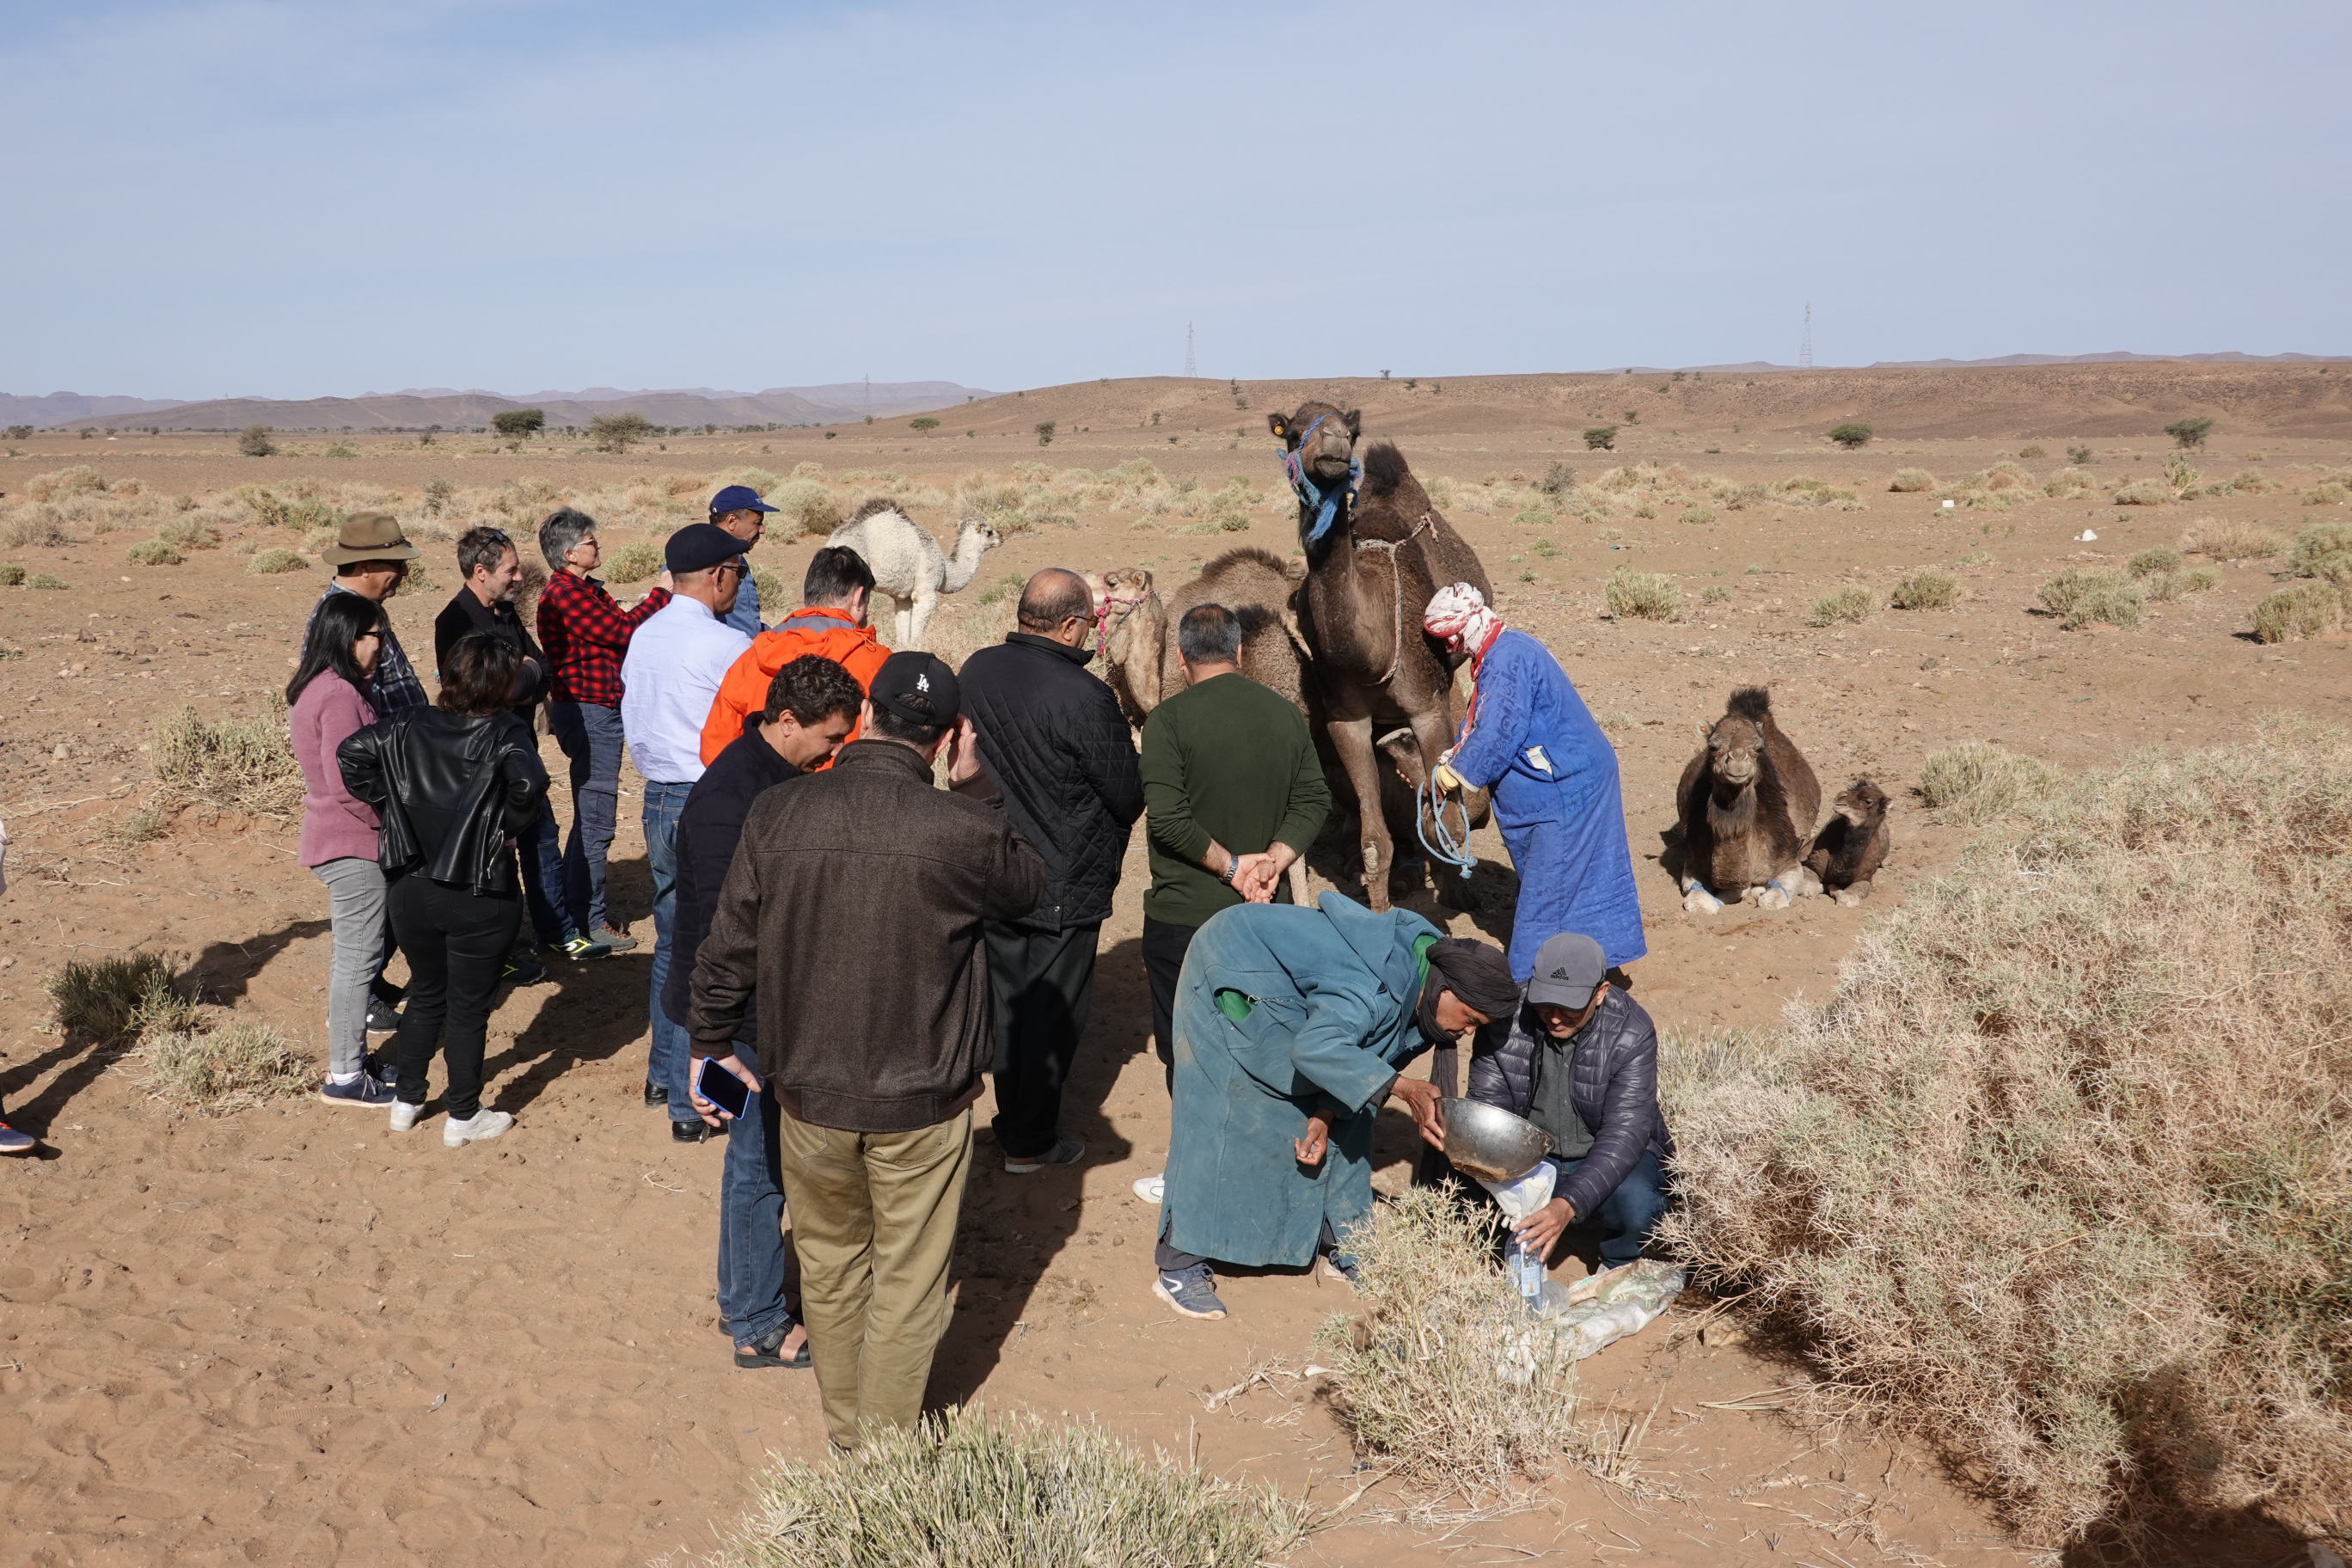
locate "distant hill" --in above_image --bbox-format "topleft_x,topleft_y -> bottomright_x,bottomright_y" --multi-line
15,382 -> 993,432
1867,350 -> 2350,370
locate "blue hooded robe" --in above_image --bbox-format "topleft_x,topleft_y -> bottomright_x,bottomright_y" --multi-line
1161,892 -> 1440,1268
1449,628 -> 1646,979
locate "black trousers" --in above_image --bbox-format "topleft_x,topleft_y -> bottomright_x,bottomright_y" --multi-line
1141,916 -> 1199,1097
985,920 -> 1099,1160
387,873 -> 521,1120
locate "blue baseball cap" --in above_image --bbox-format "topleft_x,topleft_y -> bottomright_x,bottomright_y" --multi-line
665,522 -> 754,575
709,484 -> 778,517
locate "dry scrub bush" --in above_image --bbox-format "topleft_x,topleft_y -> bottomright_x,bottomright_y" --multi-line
1660,724 -> 2352,1551
1889,569 -> 1957,609
1316,1186 -> 1587,1491
768,477 -> 838,537
0,564 -> 24,585
247,548 -> 309,575
138,1020 -> 313,1114
2043,468 -> 2099,498
1889,467 -> 1935,492
2304,481 -> 2351,506
2038,566 -> 2146,629
696,1406 -> 1306,1568
1605,567 -> 1681,622
2181,517 -> 2282,560
2290,521 -> 2352,579
1679,505 -> 1716,525
46,952 -> 199,1046
156,514 -> 221,550
2111,479 -> 2174,506
26,465 -> 106,502
126,537 -> 182,567
2252,582 -> 2349,644
1810,585 -> 1874,625
151,705 -> 304,815
1914,740 -> 2057,824
603,540 -> 664,584
2228,467 -> 2278,494
2,507 -> 72,548
2128,548 -> 2182,577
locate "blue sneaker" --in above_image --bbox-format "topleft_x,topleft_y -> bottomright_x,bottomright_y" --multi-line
0,1118 -> 35,1155
1154,1263 -> 1228,1320
321,1073 -> 398,1108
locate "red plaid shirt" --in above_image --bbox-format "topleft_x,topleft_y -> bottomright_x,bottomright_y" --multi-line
536,571 -> 671,707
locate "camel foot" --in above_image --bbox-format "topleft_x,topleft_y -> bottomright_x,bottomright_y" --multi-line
1833,880 -> 1872,908
1681,885 -> 1724,916
1756,885 -> 1792,911
1798,867 -> 1824,897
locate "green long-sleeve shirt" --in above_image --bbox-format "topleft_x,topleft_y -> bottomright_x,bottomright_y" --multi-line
1140,671 -> 1331,928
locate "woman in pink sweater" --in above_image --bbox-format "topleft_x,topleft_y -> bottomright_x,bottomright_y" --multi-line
290,593 -> 398,1106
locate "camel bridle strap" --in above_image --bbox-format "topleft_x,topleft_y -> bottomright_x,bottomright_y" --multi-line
1093,591 -> 1149,656
1281,414 -> 1361,546
1353,513 -> 1438,685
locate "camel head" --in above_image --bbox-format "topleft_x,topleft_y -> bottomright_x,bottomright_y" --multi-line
1268,401 -> 1360,488
1833,776 -> 1890,828
1703,714 -> 1767,789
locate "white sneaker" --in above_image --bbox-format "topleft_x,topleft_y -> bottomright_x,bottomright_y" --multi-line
1132,1175 -> 1165,1204
443,1110 -> 513,1147
389,1101 -> 422,1134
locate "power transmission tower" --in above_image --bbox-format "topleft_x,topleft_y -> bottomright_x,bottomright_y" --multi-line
1184,322 -> 1196,379
1799,303 -> 1813,370
863,373 -> 871,406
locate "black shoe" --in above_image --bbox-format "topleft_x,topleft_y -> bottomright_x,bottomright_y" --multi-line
734,1320 -> 812,1370
500,956 -> 548,987
644,1081 -> 669,1108
671,1119 -> 720,1143
365,997 -> 401,1034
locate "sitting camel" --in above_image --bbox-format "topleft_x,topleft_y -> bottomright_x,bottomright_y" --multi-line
824,499 -> 1001,650
1675,686 -> 1822,913
1805,777 -> 1891,906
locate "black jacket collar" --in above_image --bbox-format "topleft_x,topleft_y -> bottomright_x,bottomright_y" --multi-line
1004,630 -> 1095,668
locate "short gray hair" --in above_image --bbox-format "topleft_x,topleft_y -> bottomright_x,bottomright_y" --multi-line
1177,603 -> 1242,665
538,507 -> 596,572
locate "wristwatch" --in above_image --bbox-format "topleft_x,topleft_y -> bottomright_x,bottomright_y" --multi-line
1222,854 -> 1239,885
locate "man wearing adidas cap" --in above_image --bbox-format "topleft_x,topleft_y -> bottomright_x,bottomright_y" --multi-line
1465,931 -> 1674,1273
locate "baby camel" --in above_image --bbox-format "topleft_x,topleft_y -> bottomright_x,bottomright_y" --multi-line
1805,777 -> 1891,906
824,499 -> 1001,650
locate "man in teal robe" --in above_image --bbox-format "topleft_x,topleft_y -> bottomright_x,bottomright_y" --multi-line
1153,891 -> 1517,1320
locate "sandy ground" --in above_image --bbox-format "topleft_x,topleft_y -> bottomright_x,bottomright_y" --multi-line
2,383 -> 2347,1565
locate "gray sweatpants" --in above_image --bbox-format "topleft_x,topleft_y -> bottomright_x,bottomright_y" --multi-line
311,856 -> 388,1077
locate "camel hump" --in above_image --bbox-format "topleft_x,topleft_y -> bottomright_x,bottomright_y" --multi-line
848,495 -> 901,524
1201,545 -> 1293,581
1726,685 -> 1773,722
1360,439 -> 1412,496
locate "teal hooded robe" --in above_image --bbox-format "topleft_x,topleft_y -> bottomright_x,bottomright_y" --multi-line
1161,891 -> 1440,1268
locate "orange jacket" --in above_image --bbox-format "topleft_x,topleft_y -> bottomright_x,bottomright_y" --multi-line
699,607 -> 891,766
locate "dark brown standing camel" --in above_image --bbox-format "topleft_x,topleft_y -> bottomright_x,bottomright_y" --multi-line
1675,687 -> 1822,913
1269,401 -> 1491,915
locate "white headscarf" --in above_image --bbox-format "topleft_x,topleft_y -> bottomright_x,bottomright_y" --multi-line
1423,581 -> 1502,661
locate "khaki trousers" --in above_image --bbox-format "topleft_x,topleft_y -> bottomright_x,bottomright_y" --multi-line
775,1103 -> 973,1449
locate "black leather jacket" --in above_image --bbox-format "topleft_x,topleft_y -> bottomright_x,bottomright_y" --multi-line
337,707 -> 548,895
1467,987 -> 1675,1220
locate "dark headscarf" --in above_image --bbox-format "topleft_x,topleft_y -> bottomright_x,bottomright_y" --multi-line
1416,937 -> 1518,1040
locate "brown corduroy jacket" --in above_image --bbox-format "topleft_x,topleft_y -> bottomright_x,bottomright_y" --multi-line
686,738 -> 1045,1132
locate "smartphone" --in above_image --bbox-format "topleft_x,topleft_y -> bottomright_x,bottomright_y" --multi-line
695,1056 -> 751,1119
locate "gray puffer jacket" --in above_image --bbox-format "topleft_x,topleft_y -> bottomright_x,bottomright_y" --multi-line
1465,987 -> 1674,1221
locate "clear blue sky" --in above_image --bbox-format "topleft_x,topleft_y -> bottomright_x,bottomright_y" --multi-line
5,0 -> 2345,398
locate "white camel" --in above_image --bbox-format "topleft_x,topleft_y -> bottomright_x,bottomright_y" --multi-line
824,503 -> 1003,650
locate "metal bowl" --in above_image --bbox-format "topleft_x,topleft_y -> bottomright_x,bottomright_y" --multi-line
1437,1098 -> 1553,1184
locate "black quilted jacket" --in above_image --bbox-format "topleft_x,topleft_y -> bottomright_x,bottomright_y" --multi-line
1466,987 -> 1675,1220
959,633 -> 1143,930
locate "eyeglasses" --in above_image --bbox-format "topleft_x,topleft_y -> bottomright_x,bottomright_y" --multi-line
714,559 -> 744,579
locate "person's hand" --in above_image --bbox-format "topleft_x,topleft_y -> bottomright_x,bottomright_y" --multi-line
1388,1075 -> 1446,1149
946,714 -> 983,783
1514,1197 -> 1574,1259
686,1052 -> 761,1129
1433,762 -> 1465,794
1232,852 -> 1277,903
1293,1111 -> 1331,1167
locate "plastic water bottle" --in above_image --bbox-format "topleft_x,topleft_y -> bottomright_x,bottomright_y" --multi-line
1504,1235 -> 1546,1314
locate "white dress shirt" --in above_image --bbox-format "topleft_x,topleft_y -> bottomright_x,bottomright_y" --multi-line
620,594 -> 751,784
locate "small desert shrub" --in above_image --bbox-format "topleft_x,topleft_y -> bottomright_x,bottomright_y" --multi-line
603,539 -> 663,584
1888,569 -> 1957,609
26,464 -> 106,502
1661,724 -> 2352,1550
1700,584 -> 1732,604
101,807 -> 170,848
1316,1186 -> 1586,1491
1809,585 -> 1873,625
2043,468 -> 2098,498
2143,567 -> 2218,603
137,1020 -> 314,1114
2289,520 -> 2352,579
698,1407 -> 1305,1568
2226,466 -> 2277,494
2303,481 -> 2352,506
2110,479 -> 2173,506
2018,444 -> 2046,458
1537,460 -> 1576,495
46,952 -> 199,1045
237,424 -> 276,457
156,514 -> 221,550
246,548 -> 309,575
27,573 -> 68,590
2181,517 -> 2282,560
2163,414 -> 2214,449
1827,421 -> 1872,450
769,476 -> 839,537
2,508 -> 72,548
1511,506 -> 1555,527
1889,467 -> 1935,492
2038,566 -> 2146,629
1679,505 -> 1717,525
2251,582 -> 2349,644
1583,426 -> 1616,450
126,537 -> 182,567
1914,740 -> 2057,824
390,563 -> 437,597
1605,567 -> 1681,622
0,563 -> 23,585
2128,548 -> 2182,577
150,705 -> 304,814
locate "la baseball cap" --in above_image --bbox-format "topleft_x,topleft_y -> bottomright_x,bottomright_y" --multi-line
1524,932 -> 1608,1008
709,484 -> 779,518
868,651 -> 960,728
664,522 -> 753,575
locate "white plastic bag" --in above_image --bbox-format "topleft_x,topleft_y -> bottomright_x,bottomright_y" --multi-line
1473,1162 -> 1555,1223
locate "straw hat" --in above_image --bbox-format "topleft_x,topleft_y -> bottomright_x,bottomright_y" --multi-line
320,511 -> 421,567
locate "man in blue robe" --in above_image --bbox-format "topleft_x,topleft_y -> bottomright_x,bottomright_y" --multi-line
1153,892 -> 1518,1320
1425,584 -> 1645,983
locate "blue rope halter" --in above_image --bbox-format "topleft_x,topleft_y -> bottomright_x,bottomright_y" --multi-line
1416,775 -> 1478,880
1280,414 -> 1360,546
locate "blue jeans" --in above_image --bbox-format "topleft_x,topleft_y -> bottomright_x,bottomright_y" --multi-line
548,700 -> 625,936
517,796 -> 574,949
716,1046 -> 799,1346
643,778 -> 696,1122
1553,1148 -> 1671,1268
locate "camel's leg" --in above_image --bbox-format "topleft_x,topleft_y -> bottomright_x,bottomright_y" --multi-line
1401,705 -> 1478,910
906,588 -> 937,651
1757,864 -> 1805,910
1326,713 -> 1394,912
1833,879 -> 1872,908
1679,874 -> 1724,916
1284,858 -> 1308,905
1798,867 -> 1824,897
